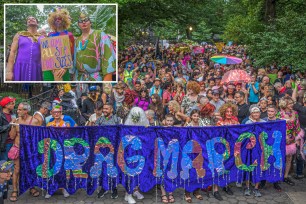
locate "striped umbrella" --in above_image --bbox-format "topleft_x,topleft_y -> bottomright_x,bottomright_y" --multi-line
210,55 -> 242,64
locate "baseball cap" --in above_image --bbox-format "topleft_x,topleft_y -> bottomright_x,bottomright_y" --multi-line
89,86 -> 97,92
227,83 -> 235,89
212,89 -> 220,95
0,97 -> 16,107
259,97 -> 268,102
249,105 -> 260,113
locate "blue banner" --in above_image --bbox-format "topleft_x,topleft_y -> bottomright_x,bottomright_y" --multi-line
19,121 -> 286,195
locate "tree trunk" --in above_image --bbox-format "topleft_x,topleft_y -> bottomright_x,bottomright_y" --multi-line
186,28 -> 191,39
264,0 -> 276,23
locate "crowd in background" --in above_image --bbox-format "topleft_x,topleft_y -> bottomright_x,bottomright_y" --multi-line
1,44 -> 306,203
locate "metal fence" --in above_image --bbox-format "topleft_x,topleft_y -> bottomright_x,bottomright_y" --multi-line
0,83 -> 47,98
24,87 -> 57,114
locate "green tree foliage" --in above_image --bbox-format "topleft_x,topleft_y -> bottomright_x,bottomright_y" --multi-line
222,0 -> 306,71
4,3 -> 116,48
2,0 -> 305,71
4,5 -> 42,45
190,21 -> 212,43
248,11 -> 306,71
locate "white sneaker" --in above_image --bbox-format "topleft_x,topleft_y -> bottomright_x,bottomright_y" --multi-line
63,189 -> 70,198
133,191 -> 144,200
125,193 -> 136,204
236,182 -> 242,188
45,193 -> 51,199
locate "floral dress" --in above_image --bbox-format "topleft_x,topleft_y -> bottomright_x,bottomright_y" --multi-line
278,111 -> 301,153
181,96 -> 197,116
186,119 -> 208,127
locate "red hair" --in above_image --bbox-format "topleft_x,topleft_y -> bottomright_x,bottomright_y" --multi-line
186,81 -> 200,94
124,89 -> 138,105
200,103 -> 215,118
199,81 -> 205,86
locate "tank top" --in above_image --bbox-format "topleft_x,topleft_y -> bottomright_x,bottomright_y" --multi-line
34,111 -> 45,126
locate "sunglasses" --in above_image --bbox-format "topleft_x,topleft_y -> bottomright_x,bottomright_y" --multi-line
78,18 -> 90,23
55,17 -> 62,21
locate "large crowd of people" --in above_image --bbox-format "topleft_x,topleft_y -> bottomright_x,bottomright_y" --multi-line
1,43 -> 305,203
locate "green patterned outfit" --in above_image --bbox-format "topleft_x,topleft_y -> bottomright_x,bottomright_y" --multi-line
72,30 -> 116,81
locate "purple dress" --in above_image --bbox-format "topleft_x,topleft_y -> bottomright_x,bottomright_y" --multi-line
13,35 -> 43,81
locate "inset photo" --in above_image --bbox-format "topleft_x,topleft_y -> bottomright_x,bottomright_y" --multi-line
4,3 -> 117,83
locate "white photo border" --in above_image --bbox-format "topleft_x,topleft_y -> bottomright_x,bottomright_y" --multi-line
4,3 -> 118,84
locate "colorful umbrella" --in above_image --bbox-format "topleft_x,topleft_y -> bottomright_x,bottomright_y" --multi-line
221,69 -> 251,85
211,55 -> 242,64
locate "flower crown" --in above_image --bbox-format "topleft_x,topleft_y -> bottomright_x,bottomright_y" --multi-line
131,112 -> 141,123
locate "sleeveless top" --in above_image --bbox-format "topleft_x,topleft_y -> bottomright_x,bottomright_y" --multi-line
34,111 -> 46,126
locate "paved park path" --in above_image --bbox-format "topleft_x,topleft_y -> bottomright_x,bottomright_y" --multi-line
4,175 -> 306,204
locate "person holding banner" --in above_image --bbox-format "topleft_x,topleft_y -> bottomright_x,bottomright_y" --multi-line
95,103 -> 121,200
259,105 -> 282,191
73,13 -> 116,81
213,102 -> 239,200
45,105 -> 71,198
184,109 -> 205,202
9,102 -> 40,202
158,114 -> 176,203
6,16 -> 43,81
124,107 -> 147,203
43,7 -> 74,81
278,96 -> 304,186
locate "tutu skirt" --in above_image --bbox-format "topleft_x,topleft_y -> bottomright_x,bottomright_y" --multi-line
286,143 -> 296,156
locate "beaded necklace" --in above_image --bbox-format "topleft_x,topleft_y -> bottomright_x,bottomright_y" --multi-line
80,40 -> 89,50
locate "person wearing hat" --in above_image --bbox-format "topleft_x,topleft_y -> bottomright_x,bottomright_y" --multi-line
149,78 -> 163,97
72,13 -> 116,81
245,105 -> 265,124
124,62 -> 138,83
243,105 -> 265,197
81,86 -> 100,120
77,92 -> 88,110
33,101 -> 52,126
210,89 -> 224,113
113,82 -> 125,111
69,83 -> 78,101
0,97 -> 16,161
60,92 -> 78,110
